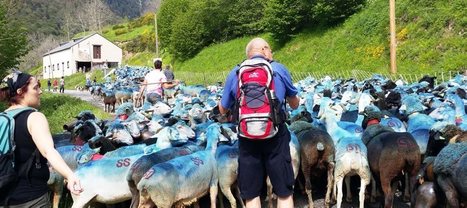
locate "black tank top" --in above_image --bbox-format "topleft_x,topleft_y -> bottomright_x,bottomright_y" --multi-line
0,110 -> 50,205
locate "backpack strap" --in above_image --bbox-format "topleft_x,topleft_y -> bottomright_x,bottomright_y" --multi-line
5,107 -> 37,118
4,107 -> 40,183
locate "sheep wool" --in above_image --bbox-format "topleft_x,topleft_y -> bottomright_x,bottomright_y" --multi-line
433,143 -> 467,175
288,120 -> 315,135
361,124 -> 394,145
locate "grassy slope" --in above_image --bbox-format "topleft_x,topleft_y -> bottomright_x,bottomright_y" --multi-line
0,93 -> 111,134
172,0 -> 466,74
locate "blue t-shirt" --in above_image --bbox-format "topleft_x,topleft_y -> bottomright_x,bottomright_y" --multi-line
221,56 -> 298,111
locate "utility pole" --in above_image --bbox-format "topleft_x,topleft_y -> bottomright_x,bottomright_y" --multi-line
389,0 -> 397,74
48,49 -> 53,78
154,12 -> 159,58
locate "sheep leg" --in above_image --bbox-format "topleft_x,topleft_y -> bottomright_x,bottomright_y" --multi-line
266,177 -> 274,208
358,178 -> 366,208
217,189 -> 225,208
302,163 -> 314,208
210,184 -> 218,208
325,162 -> 335,207
403,173 -> 410,202
345,176 -> 352,202
380,174 -> 394,208
437,176 -> 459,208
370,175 -> 377,203
139,190 -> 156,208
128,180 -> 140,208
336,177 -> 344,208
220,185 -> 236,208
235,185 -> 245,208
50,177 -> 64,208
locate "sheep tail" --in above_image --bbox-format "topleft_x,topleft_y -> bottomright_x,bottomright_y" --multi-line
317,142 -> 325,151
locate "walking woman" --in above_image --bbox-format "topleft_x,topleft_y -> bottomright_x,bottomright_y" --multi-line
0,71 -> 82,207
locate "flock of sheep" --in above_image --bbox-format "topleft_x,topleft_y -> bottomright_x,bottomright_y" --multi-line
51,67 -> 466,208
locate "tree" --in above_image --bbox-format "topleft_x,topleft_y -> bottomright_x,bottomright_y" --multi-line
158,0 -> 190,50
263,0 -> 310,42
310,0 -> 366,24
0,4 -> 28,77
224,0 -> 266,38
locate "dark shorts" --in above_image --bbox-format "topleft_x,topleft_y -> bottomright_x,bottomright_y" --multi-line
0,192 -> 51,208
237,124 -> 295,200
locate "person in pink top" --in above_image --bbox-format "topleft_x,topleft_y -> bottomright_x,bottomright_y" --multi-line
139,58 -> 178,104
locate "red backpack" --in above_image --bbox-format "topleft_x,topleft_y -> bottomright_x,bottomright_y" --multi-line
234,59 -> 282,140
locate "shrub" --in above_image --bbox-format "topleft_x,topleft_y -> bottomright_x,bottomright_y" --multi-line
112,24 -> 125,30
114,28 -> 128,36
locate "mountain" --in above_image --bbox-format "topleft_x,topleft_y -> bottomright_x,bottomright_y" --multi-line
2,0 -> 160,38
106,0 -> 161,19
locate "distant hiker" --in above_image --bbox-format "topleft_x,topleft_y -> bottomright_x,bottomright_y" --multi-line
59,77 -> 65,93
163,65 -> 175,82
47,79 -> 51,92
53,79 -> 58,92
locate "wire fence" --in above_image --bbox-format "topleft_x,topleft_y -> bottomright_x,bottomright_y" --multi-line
174,70 -> 464,86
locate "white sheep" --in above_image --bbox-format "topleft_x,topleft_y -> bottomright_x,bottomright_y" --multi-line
318,97 -> 371,208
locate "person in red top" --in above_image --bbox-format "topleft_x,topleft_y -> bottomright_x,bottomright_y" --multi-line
52,79 -> 58,92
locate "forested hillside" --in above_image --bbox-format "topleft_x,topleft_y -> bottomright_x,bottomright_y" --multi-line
166,0 -> 465,74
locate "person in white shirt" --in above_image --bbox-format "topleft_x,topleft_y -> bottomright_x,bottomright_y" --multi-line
139,58 -> 178,104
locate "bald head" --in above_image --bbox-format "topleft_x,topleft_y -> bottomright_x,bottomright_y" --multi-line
245,37 -> 272,60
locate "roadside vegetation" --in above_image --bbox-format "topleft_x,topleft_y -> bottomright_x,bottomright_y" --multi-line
0,93 -> 111,134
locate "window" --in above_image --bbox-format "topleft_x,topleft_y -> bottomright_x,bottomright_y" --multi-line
93,45 -> 101,59
67,61 -> 69,68
62,62 -> 64,70
52,65 -> 55,71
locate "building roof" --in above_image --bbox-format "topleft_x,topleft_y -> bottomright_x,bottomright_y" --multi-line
43,33 -> 117,57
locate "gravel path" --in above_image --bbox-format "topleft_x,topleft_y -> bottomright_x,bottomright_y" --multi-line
59,89 -> 105,109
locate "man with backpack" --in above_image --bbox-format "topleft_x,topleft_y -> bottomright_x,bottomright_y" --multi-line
219,37 -> 300,208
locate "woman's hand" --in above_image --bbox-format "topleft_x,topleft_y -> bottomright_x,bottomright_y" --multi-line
66,174 -> 83,195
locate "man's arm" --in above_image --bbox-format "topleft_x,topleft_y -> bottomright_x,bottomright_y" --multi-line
218,101 -> 229,115
161,80 -> 179,89
287,95 -> 300,109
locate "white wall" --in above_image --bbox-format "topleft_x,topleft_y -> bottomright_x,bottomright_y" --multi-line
42,34 -> 122,79
42,49 -> 73,79
73,34 -> 122,66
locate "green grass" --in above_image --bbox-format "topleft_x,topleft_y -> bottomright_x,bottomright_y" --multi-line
0,93 -> 111,134
171,0 -> 466,75
105,25 -> 154,42
125,51 -> 157,67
